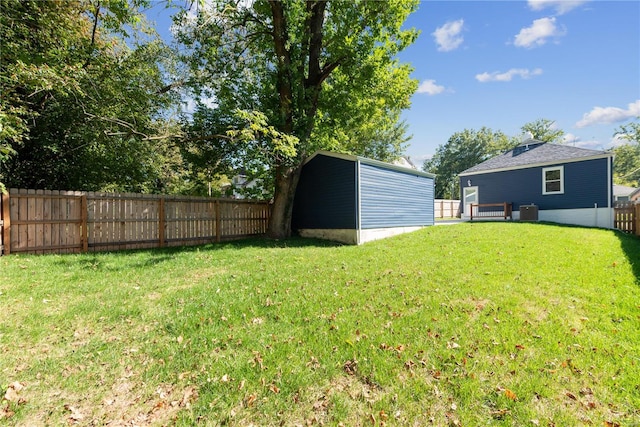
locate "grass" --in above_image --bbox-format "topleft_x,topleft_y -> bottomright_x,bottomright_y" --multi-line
1,222 -> 639,426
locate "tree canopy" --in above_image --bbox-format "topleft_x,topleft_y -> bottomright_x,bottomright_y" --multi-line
422,127 -> 518,199
520,118 -> 565,143
0,0 -> 181,192
612,119 -> 640,187
174,0 -> 420,237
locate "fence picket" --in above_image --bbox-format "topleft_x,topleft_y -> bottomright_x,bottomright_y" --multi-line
614,202 -> 637,235
434,199 -> 460,219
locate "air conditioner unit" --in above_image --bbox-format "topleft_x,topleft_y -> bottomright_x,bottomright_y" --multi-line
519,204 -> 538,221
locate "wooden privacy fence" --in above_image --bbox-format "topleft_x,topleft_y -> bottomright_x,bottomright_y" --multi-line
434,199 -> 460,218
1,189 -> 270,255
614,202 -> 640,236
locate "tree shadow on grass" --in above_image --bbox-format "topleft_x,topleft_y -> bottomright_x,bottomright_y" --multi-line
161,235 -> 344,255
52,236 -> 343,271
614,231 -> 640,286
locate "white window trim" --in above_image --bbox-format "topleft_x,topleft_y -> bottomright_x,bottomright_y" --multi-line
542,166 -> 564,195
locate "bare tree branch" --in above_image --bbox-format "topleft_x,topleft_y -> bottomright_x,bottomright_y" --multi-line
84,1 -> 101,69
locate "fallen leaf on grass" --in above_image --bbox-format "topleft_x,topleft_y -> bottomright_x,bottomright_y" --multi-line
306,356 -> 320,370
404,360 -> 416,370
504,389 -> 518,401
64,404 -> 84,422
445,412 -> 461,426
171,386 -> 198,408
3,382 -> 26,404
312,397 -> 327,411
0,405 -> 15,419
343,359 -> 358,375
3,388 -> 19,404
245,394 -> 257,407
490,409 -> 510,419
579,387 -> 593,396
565,391 -> 577,400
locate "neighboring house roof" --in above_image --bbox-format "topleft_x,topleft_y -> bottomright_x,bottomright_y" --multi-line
305,150 -> 435,178
393,156 -> 417,170
613,184 -> 637,198
459,139 -> 613,176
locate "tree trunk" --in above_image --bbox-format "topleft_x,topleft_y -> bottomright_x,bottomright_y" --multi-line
267,162 -> 303,239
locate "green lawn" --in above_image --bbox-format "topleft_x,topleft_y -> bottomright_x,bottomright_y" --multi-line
1,222 -> 639,426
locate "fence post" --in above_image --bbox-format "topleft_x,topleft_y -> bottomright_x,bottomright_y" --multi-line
81,195 -> 88,252
1,191 -> 10,255
215,199 -> 221,243
159,197 -> 165,247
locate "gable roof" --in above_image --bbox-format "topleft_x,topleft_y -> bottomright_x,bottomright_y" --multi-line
613,184 -> 637,197
459,139 -> 612,176
305,150 -> 436,179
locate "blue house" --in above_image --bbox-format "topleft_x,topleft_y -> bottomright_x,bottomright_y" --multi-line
458,139 -> 614,228
292,151 -> 435,244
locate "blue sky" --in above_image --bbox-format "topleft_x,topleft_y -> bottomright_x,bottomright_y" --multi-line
398,0 -> 640,166
145,1 -> 639,166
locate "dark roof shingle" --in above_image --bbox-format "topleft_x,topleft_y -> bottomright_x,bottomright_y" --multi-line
459,140 -> 611,175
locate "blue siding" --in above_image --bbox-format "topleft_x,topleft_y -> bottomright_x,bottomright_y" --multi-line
359,163 -> 434,229
460,158 -> 611,213
292,155 -> 357,229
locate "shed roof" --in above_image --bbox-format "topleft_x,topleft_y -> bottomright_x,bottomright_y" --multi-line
459,139 -> 612,176
305,150 -> 436,179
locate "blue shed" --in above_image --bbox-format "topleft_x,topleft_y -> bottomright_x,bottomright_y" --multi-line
292,151 -> 435,244
458,139 -> 614,228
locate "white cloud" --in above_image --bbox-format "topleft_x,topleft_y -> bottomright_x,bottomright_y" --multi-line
417,79 -> 446,95
562,133 -> 612,150
573,139 -> 604,150
575,100 -> 640,128
432,19 -> 464,52
610,134 -> 631,148
563,133 -> 593,149
514,17 -> 565,48
528,0 -> 589,15
475,68 -> 543,83
562,133 -> 580,144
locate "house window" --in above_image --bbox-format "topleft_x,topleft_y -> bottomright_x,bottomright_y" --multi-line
542,166 -> 564,195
